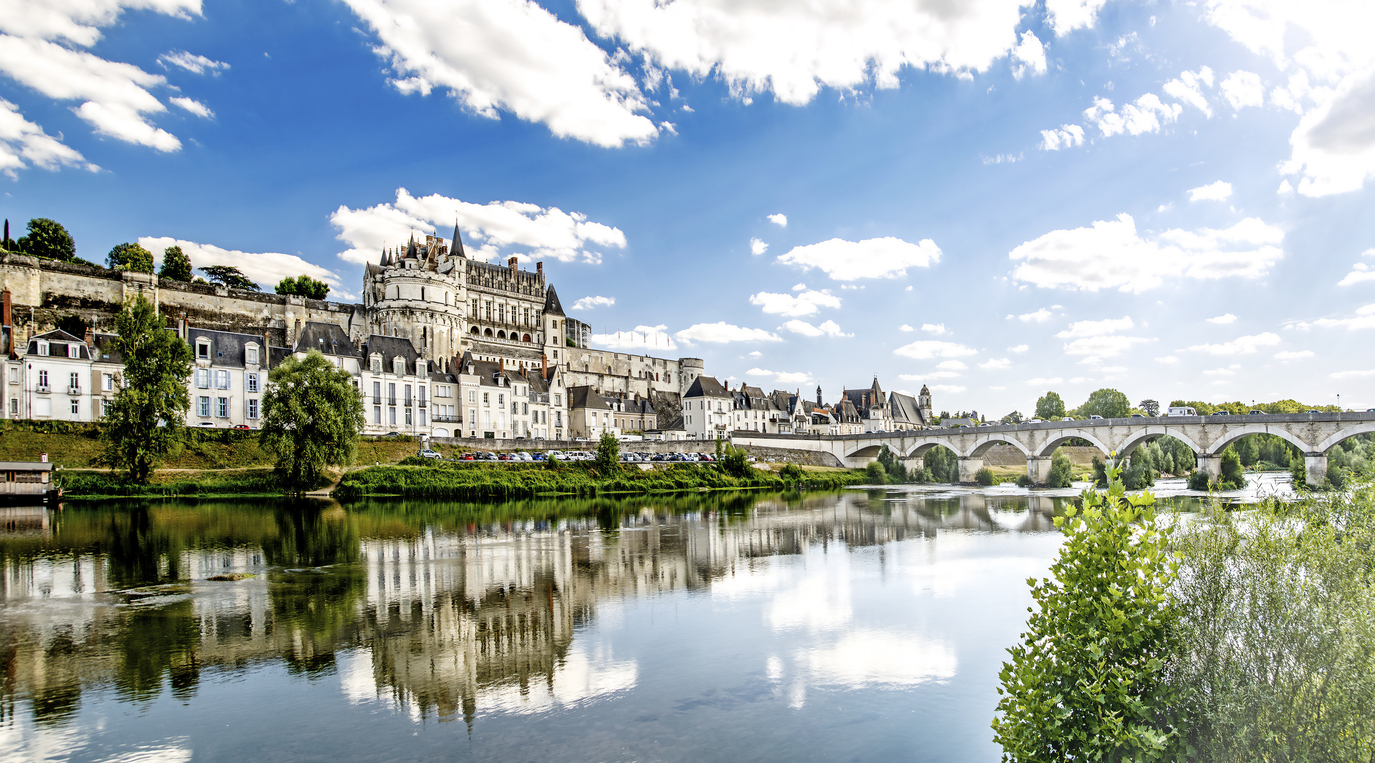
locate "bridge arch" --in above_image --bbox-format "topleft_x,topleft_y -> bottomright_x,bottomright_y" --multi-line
1205,424 -> 1313,456
1116,428 -> 1204,458
1315,422 -> 1375,453
969,435 -> 1031,458
1033,429 -> 1111,458
845,444 -> 886,459
901,439 -> 963,460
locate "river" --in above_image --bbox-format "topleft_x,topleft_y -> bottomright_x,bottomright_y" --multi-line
0,473 -> 1293,762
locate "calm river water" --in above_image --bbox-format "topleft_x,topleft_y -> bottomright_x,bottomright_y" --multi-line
0,475 -> 1292,762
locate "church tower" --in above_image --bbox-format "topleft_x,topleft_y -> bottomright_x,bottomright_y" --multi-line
919,384 -> 933,425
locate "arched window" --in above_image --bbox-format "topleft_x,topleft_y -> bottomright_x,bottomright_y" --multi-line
497,330 -> 506,340
484,328 -> 493,337
470,326 -> 479,335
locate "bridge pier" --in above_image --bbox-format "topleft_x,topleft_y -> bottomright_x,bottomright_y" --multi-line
1026,456 -> 1053,485
1304,454 -> 1327,487
958,457 -> 985,483
1196,454 -> 1221,482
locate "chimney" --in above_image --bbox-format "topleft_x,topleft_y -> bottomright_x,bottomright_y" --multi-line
499,357 -> 504,372
541,352 -> 548,377
1,290 -> 10,327
536,262 -> 543,283
84,325 -> 94,346
508,256 -> 518,271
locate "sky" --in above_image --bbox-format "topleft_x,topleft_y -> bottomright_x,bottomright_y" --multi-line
3,0 -> 1375,416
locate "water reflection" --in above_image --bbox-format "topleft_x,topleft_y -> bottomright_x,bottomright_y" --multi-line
0,489 -> 1076,760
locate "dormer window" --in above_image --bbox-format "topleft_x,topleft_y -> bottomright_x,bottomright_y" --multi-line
67,344 -> 79,359
370,355 -> 382,374
196,340 -> 210,360
246,345 -> 259,365
36,340 -> 48,357
393,357 -> 404,375
415,359 -> 425,376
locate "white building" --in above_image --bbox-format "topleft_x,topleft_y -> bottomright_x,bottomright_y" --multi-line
186,327 -> 273,429
16,330 -> 96,423
682,376 -> 732,440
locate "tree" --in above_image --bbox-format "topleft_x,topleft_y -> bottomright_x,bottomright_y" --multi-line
1139,399 -> 1160,417
99,296 -> 193,482
275,275 -> 330,300
1046,447 -> 1074,487
993,460 -> 1179,760
865,461 -> 887,484
107,242 -> 154,273
721,443 -> 751,478
1236,436 -> 1259,467
596,431 -> 620,473
877,444 -> 907,482
16,218 -> 76,262
1217,448 -> 1245,490
1035,391 -> 1066,421
198,265 -> 259,291
1001,410 -> 1023,425
1080,388 -> 1132,419
158,246 -> 192,281
260,350 -> 365,488
2,219 -> 13,250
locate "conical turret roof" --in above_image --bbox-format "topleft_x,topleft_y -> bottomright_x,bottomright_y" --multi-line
451,221 -> 466,258
543,286 -> 565,316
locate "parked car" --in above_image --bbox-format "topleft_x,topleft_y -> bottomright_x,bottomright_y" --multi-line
418,449 -> 442,460
1249,410 -> 1263,415
546,450 -> 565,460
460,452 -> 474,461
231,424 -> 251,430
700,454 -> 715,462
1130,413 -> 1145,419
514,452 -> 533,462
498,453 -> 512,461
1213,411 -> 1229,416
1061,417 -> 1074,421
1089,415 -> 1103,420
532,453 -> 547,461
1307,410 -> 1321,414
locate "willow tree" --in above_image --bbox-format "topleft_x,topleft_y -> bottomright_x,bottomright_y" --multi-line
260,350 -> 364,488
100,296 -> 192,482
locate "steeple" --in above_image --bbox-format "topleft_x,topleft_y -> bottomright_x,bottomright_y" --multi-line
542,285 -> 565,317
405,236 -> 418,260
451,220 -> 466,259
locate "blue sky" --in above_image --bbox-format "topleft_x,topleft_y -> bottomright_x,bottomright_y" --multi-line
4,0 -> 1375,415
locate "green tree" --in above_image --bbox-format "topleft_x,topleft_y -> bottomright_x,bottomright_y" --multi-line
99,296 -> 193,482
1046,447 -> 1074,487
107,242 -> 154,273
17,218 -> 76,262
720,444 -> 751,478
876,444 -> 907,482
975,466 -> 994,486
260,350 -> 365,488
865,461 -> 887,484
1139,399 -> 1160,417
993,460 -> 1179,760
158,246 -> 192,281
1216,448 -> 1245,490
924,446 -> 959,483
1080,388 -> 1132,419
198,265 -> 260,291
596,431 -> 620,473
1035,391 -> 1066,420
1001,410 -> 1023,424
275,275 -> 330,299
1236,436 -> 1259,467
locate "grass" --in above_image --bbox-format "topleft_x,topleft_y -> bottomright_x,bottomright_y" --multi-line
59,467 -> 309,499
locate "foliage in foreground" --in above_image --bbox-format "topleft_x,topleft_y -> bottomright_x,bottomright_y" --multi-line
994,460 -> 1179,761
99,296 -> 193,482
260,350 -> 365,488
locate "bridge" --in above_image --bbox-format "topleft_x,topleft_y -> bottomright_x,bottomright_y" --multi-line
731,412 -> 1375,487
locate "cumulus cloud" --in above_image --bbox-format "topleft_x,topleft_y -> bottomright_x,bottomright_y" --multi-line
1083,94 -> 1182,138
899,324 -> 914,332
590,324 -> 677,350
138,236 -> 353,299
1163,66 -> 1214,116
1208,313 -> 1239,324
1008,344 -> 1029,353
342,0 -> 657,148
1015,308 -> 1053,322
1056,316 -> 1133,338
1339,250 -> 1375,285
1189,180 -> 1233,202
1274,350 -> 1314,360
158,50 -> 228,75
1185,332 -> 1282,355
169,96 -> 212,118
893,340 -> 977,360
749,289 -> 840,317
747,368 -> 811,384
767,213 -> 787,227
0,98 -> 95,176
921,323 -> 947,335
1009,213 -> 1285,292
780,319 -> 851,338
1292,303 -> 1375,331
330,187 -> 625,265
936,360 -> 967,370
776,236 -> 941,281
578,0 -> 1043,108
749,237 -> 768,255
1063,335 -> 1152,359
1039,124 -> 1085,151
571,295 -> 615,310
1011,31 -> 1046,80
1045,0 -> 1108,36
0,0 -> 199,46
979,358 -> 1011,369
674,322 -> 782,344
1156,355 -> 1180,364
1220,70 -> 1264,110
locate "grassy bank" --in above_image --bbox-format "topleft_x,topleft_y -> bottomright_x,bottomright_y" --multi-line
59,468 -> 310,499
333,461 -> 868,500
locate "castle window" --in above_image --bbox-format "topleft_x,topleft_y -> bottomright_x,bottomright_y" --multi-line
420,287 -> 425,301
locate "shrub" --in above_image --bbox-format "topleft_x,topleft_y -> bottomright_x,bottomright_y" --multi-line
1016,474 -> 1034,488
779,463 -> 805,481
974,467 -> 994,486
865,461 -> 887,484
596,432 -> 620,474
1187,470 -> 1210,491
1046,448 -> 1074,488
1289,453 -> 1306,487
993,460 -> 1179,760
1216,448 -> 1245,490
720,445 -> 751,479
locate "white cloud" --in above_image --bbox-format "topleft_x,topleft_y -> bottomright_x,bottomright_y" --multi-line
767,213 -> 787,227
169,96 -> 212,118
1008,344 -> 1029,353
1045,0 -> 1108,36
750,289 -> 840,317
591,324 -> 677,350
899,324 -> 914,332
579,0 -> 1042,107
1293,303 -> 1375,331
748,368 -> 812,385
1025,376 -> 1063,386
745,368 -> 772,376
1063,335 -> 1151,359
1010,213 -> 1285,292
1055,316 -> 1132,338
750,237 -> 768,255
1274,350 -> 1314,360
780,319 -> 851,338
893,340 -> 976,360
1163,66 -> 1214,116
138,236 -> 353,300
342,0 -> 657,148
1015,308 -> 1053,323
1331,369 -> 1375,379
1083,94 -> 1182,138
1339,251 -> 1375,285
776,236 -> 940,281
1189,180 -> 1233,202
925,371 -> 961,380
1186,332 -> 1282,355
1220,70 -> 1264,110
0,98 -> 95,176
1156,355 -> 1179,364
330,187 -> 625,265
982,152 -> 1022,164
675,322 -> 782,344
571,295 -> 615,310
1039,124 -> 1085,151
1207,313 -> 1239,324
979,358 -> 1011,369
1011,31 -> 1046,80
158,50 -> 228,75
747,350 -> 762,358
0,1 -> 199,46
936,360 -> 967,370
921,323 -> 947,335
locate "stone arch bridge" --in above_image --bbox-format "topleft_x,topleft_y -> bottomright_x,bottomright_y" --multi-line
731,412 -> 1375,487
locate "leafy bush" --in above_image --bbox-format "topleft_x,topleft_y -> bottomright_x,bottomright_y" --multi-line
865,461 -> 887,484
1046,448 -> 1074,488
1215,448 -> 1245,490
1016,474 -> 1034,487
994,460 -> 1179,760
779,463 -> 805,481
1289,453 -> 1306,487
974,467 -> 994,486
1187,470 -> 1210,491
596,432 -> 620,474
720,445 -> 751,479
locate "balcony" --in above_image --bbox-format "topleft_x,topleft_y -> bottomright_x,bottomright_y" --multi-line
67,386 -> 81,395
35,384 -> 49,394
432,413 -> 460,423
387,398 -> 397,406
372,396 -> 381,405
418,400 -> 427,408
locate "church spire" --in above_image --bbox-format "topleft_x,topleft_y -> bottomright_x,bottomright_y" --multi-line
451,220 -> 466,258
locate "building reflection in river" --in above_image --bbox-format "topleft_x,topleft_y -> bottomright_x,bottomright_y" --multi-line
0,489 -> 1069,732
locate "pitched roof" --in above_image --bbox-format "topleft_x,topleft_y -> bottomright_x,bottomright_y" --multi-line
568,385 -> 609,411
361,334 -> 421,368
295,321 -> 358,357
890,391 -> 927,426
684,375 -> 729,398
91,332 -> 122,364
542,285 -> 565,316
186,327 -> 269,369
451,221 -> 466,259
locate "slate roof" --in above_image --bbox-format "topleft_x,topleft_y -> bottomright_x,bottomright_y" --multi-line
187,327 -> 268,369
91,332 -> 122,365
26,330 -> 90,360
890,391 -> 927,426
295,321 -> 358,357
361,334 -> 421,371
542,286 -> 565,316
684,375 -> 729,398
568,385 -> 610,411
